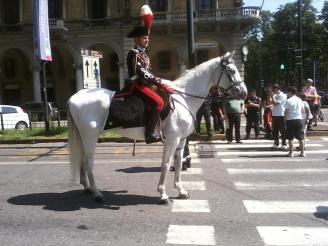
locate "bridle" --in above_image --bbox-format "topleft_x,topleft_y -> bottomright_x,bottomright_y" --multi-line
173,59 -> 242,99
217,60 -> 243,96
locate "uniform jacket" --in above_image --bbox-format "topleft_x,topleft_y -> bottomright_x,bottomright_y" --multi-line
127,45 -> 159,85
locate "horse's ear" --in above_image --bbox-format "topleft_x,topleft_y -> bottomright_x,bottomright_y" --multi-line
231,50 -> 236,57
223,52 -> 231,59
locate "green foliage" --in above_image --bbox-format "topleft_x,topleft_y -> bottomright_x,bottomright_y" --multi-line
245,0 -> 328,90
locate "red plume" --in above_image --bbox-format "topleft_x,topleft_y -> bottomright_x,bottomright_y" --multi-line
140,5 -> 153,29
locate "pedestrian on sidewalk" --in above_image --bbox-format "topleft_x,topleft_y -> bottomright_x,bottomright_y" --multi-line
302,78 -> 317,131
210,86 -> 225,134
244,88 -> 261,139
223,97 -> 244,144
270,84 -> 287,150
296,94 -> 313,150
196,94 -> 212,136
285,86 -> 305,157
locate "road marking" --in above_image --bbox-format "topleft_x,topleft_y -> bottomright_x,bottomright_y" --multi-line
257,226 -> 328,246
181,168 -> 203,175
243,200 -> 328,213
234,181 -> 328,190
221,158 -> 326,163
181,181 -> 206,190
216,150 -> 328,156
166,225 -> 216,245
227,168 -> 328,174
211,143 -> 323,149
172,200 -> 210,213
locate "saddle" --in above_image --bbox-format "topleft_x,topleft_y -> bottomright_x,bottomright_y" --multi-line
107,83 -> 172,129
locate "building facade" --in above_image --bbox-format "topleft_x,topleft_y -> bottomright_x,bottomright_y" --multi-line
0,0 -> 259,108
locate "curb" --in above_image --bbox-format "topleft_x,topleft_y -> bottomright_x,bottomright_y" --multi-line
0,134 -> 226,145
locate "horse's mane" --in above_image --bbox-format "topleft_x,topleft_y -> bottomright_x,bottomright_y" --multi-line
173,56 -> 221,88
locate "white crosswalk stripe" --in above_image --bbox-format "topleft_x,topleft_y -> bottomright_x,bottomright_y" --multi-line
172,200 -> 210,213
257,226 -> 328,246
243,200 -> 328,213
166,225 -> 216,245
212,137 -> 328,245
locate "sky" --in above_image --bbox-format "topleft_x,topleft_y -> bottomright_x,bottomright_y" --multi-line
243,0 -> 324,13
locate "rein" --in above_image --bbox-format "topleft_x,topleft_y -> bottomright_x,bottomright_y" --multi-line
172,62 -> 241,99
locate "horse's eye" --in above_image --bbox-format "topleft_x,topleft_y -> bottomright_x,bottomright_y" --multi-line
228,68 -> 236,75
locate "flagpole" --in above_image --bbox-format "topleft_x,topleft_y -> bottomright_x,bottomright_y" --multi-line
41,61 -> 50,133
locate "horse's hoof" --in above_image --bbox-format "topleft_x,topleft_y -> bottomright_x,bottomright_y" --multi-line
159,198 -> 172,205
83,188 -> 92,194
95,196 -> 105,203
178,193 -> 190,199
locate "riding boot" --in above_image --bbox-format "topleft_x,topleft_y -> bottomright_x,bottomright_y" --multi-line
145,111 -> 162,144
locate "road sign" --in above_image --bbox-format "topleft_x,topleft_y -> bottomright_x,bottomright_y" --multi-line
81,49 -> 103,88
195,42 -> 218,49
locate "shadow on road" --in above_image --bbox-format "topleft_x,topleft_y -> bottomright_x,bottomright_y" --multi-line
116,166 -> 161,173
7,190 -> 159,211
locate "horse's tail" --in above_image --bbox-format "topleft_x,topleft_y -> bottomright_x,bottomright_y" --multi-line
67,103 -> 84,181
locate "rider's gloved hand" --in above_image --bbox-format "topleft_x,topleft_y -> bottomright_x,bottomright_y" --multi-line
161,83 -> 174,94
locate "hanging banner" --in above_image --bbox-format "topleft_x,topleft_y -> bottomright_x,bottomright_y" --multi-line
33,0 -> 52,61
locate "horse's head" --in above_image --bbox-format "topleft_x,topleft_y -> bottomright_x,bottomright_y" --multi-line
217,51 -> 247,99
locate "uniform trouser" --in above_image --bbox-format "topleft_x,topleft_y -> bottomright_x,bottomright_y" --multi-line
134,83 -> 164,111
246,112 -> 260,136
272,116 -> 286,146
211,110 -> 225,132
227,113 -> 241,142
196,108 -> 211,134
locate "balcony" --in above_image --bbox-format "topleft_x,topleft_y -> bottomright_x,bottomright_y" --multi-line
153,7 -> 260,24
49,18 -> 68,31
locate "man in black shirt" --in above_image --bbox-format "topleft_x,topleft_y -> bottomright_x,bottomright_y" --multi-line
244,88 -> 261,139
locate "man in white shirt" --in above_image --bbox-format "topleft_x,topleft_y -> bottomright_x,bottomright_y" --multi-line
270,84 -> 287,150
285,86 -> 305,157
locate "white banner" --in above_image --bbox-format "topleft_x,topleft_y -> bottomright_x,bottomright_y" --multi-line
34,0 -> 52,61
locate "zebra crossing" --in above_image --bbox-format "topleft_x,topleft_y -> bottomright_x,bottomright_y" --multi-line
219,137 -> 328,245
166,165 -> 216,245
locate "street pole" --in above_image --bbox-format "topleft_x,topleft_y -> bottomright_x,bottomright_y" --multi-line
313,59 -> 316,87
297,0 -> 303,91
41,61 -> 50,134
186,0 -> 195,68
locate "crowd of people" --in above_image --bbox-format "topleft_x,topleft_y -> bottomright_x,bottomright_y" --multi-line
194,78 -> 322,158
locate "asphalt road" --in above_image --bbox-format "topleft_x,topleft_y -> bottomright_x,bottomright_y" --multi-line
0,137 -> 328,246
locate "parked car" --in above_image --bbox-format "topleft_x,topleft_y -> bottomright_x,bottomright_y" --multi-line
21,102 -> 58,121
0,105 -> 30,130
318,91 -> 328,105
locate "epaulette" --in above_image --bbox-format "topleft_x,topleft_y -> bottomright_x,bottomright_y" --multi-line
131,49 -> 139,54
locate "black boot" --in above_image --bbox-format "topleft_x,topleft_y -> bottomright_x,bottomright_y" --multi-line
145,111 -> 162,144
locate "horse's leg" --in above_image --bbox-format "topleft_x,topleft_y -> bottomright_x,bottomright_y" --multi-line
158,138 -> 180,204
84,154 -> 104,203
173,138 -> 190,199
80,164 -> 91,194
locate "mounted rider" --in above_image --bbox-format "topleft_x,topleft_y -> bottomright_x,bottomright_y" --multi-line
126,5 -> 173,144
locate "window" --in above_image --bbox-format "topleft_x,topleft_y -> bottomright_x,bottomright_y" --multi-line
196,0 -> 215,10
158,51 -> 171,71
235,0 -> 242,7
87,0 -> 107,19
149,0 -> 167,12
110,53 -> 119,72
48,0 -> 63,19
1,0 -> 20,24
196,50 -> 209,65
5,59 -> 16,77
1,106 -> 17,114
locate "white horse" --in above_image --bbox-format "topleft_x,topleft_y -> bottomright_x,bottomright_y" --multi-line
67,51 -> 247,204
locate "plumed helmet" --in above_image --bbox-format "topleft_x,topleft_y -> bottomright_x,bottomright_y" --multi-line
127,5 -> 153,38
